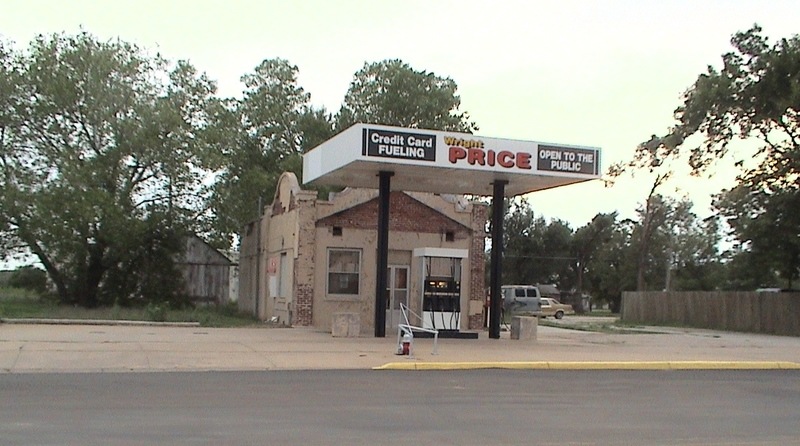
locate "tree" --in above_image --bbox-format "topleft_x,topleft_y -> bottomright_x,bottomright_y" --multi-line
570,212 -> 616,294
500,198 -> 537,285
499,199 -> 576,289
209,58 -> 477,249
628,190 -> 723,292
335,59 -> 477,132
662,198 -> 723,291
615,25 -> 800,181
8,265 -> 47,294
611,26 -> 800,289
0,32 -> 217,306
541,219 -> 574,289
207,59 -> 335,247
584,217 -> 637,312
631,174 -> 671,291
718,244 -> 779,290
715,185 -> 800,288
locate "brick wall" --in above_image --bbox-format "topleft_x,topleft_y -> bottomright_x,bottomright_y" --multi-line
293,191 -> 317,326
317,192 -> 470,238
294,283 -> 314,326
469,203 -> 488,329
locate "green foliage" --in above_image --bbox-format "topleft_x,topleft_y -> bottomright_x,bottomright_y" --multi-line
0,290 -> 258,326
100,220 -> 188,306
613,25 -> 800,181
206,59 -> 336,245
633,201 -> 667,290
335,59 -> 477,133
501,199 -> 571,287
609,25 -> 800,294
541,220 -> 574,288
0,32 -> 218,307
145,301 -> 167,322
499,180 -> 729,309
207,58 -> 477,248
0,288 -> 54,318
584,218 -> 637,312
498,193 -> 724,312
8,266 -> 47,294
0,271 -> 12,286
715,185 -> 800,288
501,199 -> 537,283
571,212 -> 616,293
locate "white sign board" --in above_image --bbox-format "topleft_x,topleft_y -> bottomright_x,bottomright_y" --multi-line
303,124 -> 601,197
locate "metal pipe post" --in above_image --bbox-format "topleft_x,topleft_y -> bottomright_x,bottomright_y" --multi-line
489,180 -> 507,339
374,171 -> 393,337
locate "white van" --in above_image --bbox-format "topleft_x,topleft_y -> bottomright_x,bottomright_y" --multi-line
501,285 -> 542,315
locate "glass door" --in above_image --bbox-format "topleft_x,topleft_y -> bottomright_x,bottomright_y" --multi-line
385,265 -> 409,332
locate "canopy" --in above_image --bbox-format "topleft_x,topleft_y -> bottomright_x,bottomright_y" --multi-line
303,123 -> 601,197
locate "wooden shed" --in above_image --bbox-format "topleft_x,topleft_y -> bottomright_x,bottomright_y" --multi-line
176,235 -> 234,305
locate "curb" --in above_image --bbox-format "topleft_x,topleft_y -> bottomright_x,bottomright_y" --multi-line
0,318 -> 201,327
373,361 -> 800,371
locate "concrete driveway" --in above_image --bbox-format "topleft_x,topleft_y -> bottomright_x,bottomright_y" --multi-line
2,318 -> 800,373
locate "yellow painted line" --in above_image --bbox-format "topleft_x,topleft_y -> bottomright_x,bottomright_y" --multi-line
373,361 -> 800,371
667,361 -> 800,370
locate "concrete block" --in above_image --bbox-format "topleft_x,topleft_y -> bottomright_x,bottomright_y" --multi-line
510,316 -> 537,341
331,312 -> 360,337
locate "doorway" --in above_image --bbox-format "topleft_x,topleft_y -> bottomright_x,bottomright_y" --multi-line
385,265 -> 409,332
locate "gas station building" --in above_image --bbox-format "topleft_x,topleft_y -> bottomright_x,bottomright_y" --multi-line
238,173 -> 487,334
238,123 -> 600,337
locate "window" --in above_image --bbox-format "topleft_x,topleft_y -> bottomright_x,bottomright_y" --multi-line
279,252 -> 290,297
327,249 -> 361,295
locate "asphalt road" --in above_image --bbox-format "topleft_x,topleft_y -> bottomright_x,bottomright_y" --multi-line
3,370 -> 800,445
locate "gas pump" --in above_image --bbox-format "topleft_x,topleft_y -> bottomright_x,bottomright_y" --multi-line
414,253 -> 467,337
422,277 -> 461,330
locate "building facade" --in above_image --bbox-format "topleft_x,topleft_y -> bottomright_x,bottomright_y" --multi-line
238,172 -> 487,335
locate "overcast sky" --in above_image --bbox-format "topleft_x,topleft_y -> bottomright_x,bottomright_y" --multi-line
2,0 -> 799,244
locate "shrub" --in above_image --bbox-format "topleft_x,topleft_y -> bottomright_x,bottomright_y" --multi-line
145,301 -> 167,322
8,266 -> 47,294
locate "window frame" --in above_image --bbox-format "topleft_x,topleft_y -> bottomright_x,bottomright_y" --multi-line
326,248 -> 362,297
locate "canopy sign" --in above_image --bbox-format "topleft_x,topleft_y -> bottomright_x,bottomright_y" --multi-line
537,145 -> 599,175
303,123 -> 601,196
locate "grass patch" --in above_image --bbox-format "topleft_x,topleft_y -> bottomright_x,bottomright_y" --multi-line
0,288 -> 54,318
0,287 -> 260,327
585,309 -> 617,317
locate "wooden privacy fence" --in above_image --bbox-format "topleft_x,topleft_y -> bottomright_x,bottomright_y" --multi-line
621,291 -> 800,337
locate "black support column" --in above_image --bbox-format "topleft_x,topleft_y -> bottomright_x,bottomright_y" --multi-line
489,180 -> 507,339
374,171 -> 393,337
